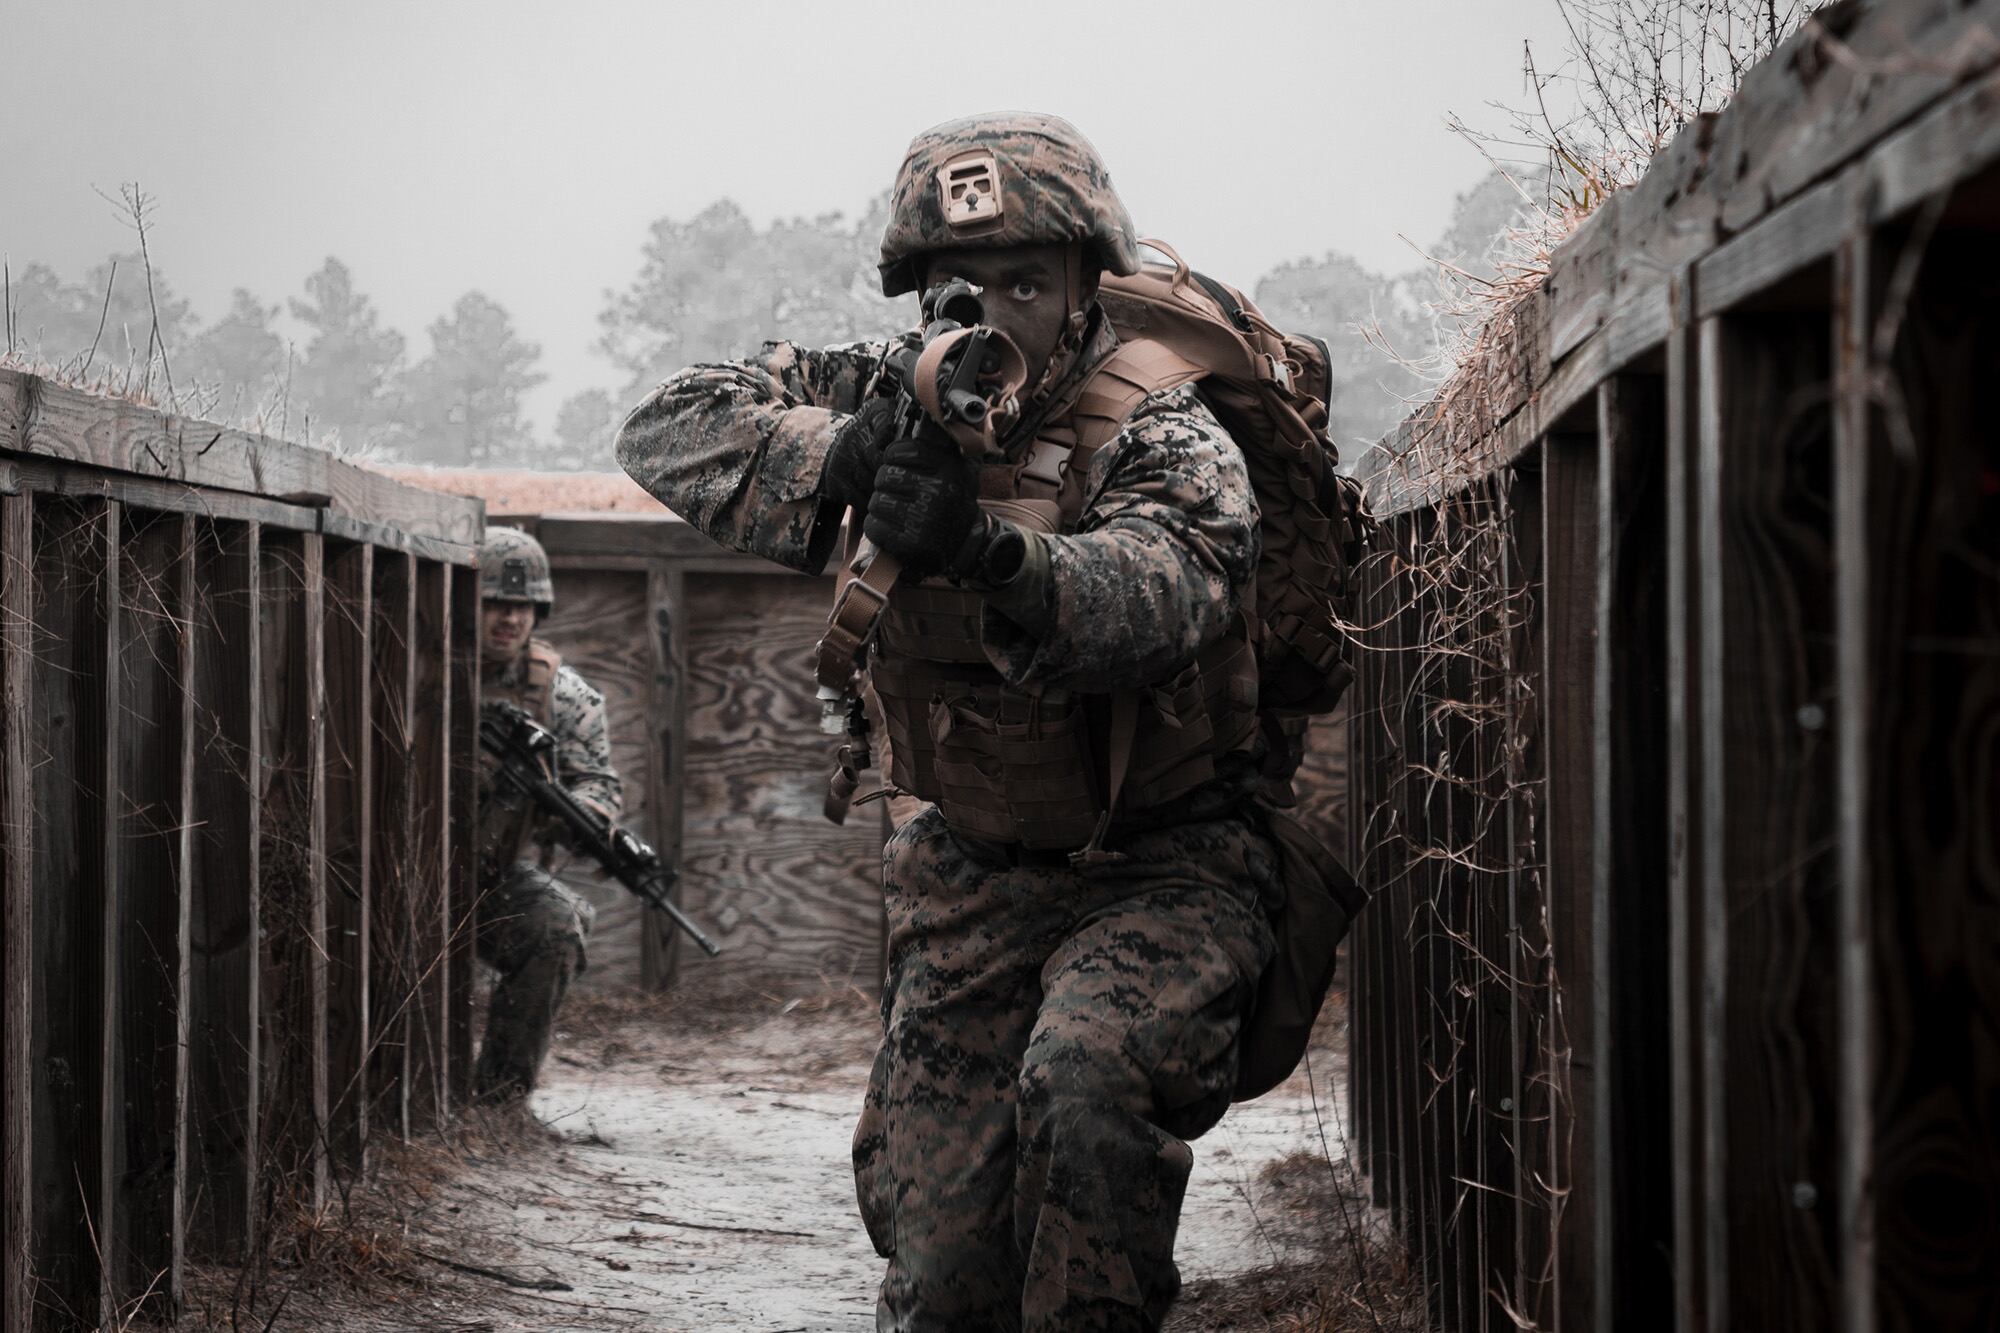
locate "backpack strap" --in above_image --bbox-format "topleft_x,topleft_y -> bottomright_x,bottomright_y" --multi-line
524,639 -> 562,725
1026,337 -> 1207,525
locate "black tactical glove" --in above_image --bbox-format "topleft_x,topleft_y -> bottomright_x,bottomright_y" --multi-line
820,397 -> 901,512
862,434 -> 983,581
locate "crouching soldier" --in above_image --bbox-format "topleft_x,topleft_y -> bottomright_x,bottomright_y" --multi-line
616,113 -> 1341,1332
473,527 -> 622,1106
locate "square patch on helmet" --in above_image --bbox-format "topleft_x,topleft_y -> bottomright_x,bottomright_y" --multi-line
501,557 -> 529,596
937,153 -> 1003,231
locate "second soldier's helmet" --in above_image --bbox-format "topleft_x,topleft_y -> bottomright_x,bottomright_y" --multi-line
877,112 -> 1142,298
479,527 -> 555,618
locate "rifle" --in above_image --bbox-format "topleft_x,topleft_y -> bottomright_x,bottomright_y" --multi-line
477,699 -> 722,957
814,281 -> 1029,824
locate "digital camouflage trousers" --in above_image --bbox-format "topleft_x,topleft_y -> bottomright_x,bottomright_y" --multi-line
853,807 -> 1278,1333
473,862 -> 594,1103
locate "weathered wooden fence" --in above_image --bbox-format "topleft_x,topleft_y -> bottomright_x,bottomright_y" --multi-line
0,369 -> 485,1329
1344,1 -> 2000,1329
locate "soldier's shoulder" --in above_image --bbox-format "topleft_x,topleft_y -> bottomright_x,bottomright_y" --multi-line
1109,381 -> 1243,472
550,664 -> 606,712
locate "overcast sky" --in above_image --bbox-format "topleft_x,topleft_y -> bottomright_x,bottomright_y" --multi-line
7,0 -> 1571,435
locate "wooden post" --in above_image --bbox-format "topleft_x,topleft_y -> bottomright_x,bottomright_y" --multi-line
109,509 -> 192,1314
1592,376 -> 1675,1332
446,563 -> 478,1106
186,519 -> 262,1258
641,563 -> 683,991
1697,309 -> 1841,1330
172,513 -> 197,1308
369,551 -> 417,1141
323,542 -> 373,1173
2,492 -> 33,1332
1663,268 -> 1709,1333
408,560 -> 449,1128
1542,432 -> 1600,1330
303,532 -> 329,1211
1835,223 -> 2000,1330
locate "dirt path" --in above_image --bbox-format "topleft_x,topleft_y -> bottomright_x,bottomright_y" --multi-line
262,992 -> 1356,1331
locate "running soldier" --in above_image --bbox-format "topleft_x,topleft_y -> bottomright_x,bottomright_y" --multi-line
617,114 -> 1294,1331
473,527 -> 622,1106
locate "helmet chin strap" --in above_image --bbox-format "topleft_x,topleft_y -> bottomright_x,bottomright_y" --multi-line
1021,244 -> 1092,410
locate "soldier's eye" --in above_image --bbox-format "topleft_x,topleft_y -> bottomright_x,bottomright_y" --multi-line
1010,281 -> 1039,302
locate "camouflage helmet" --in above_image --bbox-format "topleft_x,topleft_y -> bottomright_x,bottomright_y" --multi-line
878,112 -> 1143,298
479,527 -> 554,616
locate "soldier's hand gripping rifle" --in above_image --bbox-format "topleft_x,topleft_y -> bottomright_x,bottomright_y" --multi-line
478,699 -> 722,957
813,282 -> 1028,824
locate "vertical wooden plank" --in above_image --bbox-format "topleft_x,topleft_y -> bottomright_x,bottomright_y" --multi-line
1663,268 -> 1709,1333
446,562 -> 478,1106
257,529 -> 327,1219
1542,431 -> 1599,1330
172,513 -> 197,1308
368,550 -> 416,1141
1505,465 -> 1548,1331
1840,226 -> 2000,1333
95,502 -> 122,1326
1592,376 -> 1675,1332
1698,308 -> 1841,1330
186,519 -> 261,1258
25,499 -> 117,1330
1832,220 -> 1877,1333
408,560 -> 448,1128
111,508 -> 189,1315
323,541 -> 372,1173
2,492 -> 34,1332
641,563 -> 683,991
303,533 -> 328,1209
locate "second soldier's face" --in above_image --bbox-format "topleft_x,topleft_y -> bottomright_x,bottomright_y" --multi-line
481,600 -> 536,661
923,243 -> 1088,391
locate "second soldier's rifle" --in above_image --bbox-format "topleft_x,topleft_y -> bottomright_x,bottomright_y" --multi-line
813,281 -> 1029,824
478,699 -> 722,957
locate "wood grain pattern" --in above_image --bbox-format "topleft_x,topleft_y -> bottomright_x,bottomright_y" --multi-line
533,568 -> 661,991
1845,231 -> 2000,1333
682,573 -> 885,995
1698,311 -> 1841,1331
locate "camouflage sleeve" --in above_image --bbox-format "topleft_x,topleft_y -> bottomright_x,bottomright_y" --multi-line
615,339 -> 886,574
979,384 -> 1259,692
549,666 -> 623,820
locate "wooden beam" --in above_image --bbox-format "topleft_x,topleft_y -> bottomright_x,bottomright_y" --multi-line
172,514 -> 197,1309
0,369 -> 483,546
95,502 -> 122,1325
1,493 -> 32,1332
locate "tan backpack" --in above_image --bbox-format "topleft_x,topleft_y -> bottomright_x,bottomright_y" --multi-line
1096,241 -> 1375,787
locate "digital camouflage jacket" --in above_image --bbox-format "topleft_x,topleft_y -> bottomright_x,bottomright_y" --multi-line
614,322 -> 1260,697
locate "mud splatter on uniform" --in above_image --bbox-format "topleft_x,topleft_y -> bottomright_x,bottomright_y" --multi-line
473,642 -> 622,1103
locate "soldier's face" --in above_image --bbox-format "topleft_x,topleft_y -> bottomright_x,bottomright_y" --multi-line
481,600 -> 535,661
923,243 -> 1091,389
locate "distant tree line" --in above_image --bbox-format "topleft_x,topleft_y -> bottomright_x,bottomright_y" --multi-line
3,172 -> 1532,471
